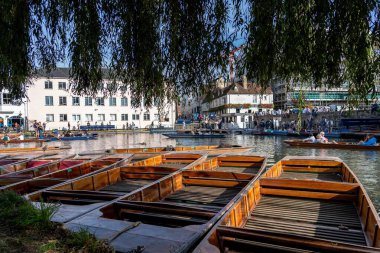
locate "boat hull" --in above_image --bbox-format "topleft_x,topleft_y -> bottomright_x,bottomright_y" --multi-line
46,136 -> 97,141
284,140 -> 380,150
163,134 -> 226,138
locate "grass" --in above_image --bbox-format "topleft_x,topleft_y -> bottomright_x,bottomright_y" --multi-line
0,191 -> 114,253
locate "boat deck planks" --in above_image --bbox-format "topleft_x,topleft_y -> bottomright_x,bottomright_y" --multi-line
246,195 -> 367,246
192,156 -> 380,253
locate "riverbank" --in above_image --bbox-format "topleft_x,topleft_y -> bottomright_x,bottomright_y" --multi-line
0,191 -> 113,253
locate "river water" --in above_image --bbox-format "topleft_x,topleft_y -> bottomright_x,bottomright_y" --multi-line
11,133 -> 380,212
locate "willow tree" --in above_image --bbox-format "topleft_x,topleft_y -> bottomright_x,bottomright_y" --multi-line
0,0 -> 379,107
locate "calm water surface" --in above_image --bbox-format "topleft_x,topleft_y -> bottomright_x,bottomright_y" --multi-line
11,133 -> 380,212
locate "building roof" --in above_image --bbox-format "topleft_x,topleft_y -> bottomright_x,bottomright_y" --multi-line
36,67 -> 111,79
222,82 -> 272,95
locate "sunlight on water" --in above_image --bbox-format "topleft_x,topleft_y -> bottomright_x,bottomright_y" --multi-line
5,133 -> 380,212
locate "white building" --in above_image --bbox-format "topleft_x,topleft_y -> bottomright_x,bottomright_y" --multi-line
204,77 -> 273,128
0,91 -> 26,128
24,68 -> 176,130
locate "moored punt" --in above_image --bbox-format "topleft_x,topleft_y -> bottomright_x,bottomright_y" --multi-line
106,145 -> 251,155
45,135 -> 97,141
193,156 -> 380,252
284,139 -> 380,150
2,154 -> 132,196
0,138 -> 46,144
0,145 -> 71,153
0,154 -> 76,177
27,152 -> 206,223
0,153 -> 61,175
57,153 -> 266,253
190,153 -> 267,175
163,133 -> 226,138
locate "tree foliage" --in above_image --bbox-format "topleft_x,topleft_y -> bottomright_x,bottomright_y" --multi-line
0,0 -> 379,107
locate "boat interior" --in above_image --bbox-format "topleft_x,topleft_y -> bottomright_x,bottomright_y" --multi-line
70,154 -> 265,252
27,153 -> 205,205
193,156 -> 380,252
3,154 -> 131,196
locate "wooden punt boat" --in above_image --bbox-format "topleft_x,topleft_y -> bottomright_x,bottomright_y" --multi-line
27,152 -> 206,223
0,154 -> 76,177
105,145 -> 250,155
193,156 -> 380,252
1,154 -> 132,196
45,135 -> 97,141
0,145 -> 71,153
0,153 -> 61,175
49,154 -> 267,253
0,138 -> 45,144
284,139 -> 380,150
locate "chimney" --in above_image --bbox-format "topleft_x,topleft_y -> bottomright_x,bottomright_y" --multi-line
242,75 -> 248,89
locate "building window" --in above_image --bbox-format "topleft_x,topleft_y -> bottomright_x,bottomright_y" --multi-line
58,82 -> 66,90
72,97 -> 80,106
98,114 -> 105,121
2,93 -> 11,104
109,97 -> 117,106
132,114 -> 139,120
96,97 -> 104,106
45,81 -> 53,89
121,97 -> 128,106
110,114 -> 117,121
236,109 -> 240,113
46,114 -> 54,122
121,114 -> 128,121
72,114 -> 81,121
85,97 -> 92,106
85,114 -> 93,122
59,114 -> 67,122
59,96 -> 67,106
143,113 -> 150,121
153,98 -> 159,107
45,96 -> 53,106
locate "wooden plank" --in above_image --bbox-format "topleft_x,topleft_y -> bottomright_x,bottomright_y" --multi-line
119,210 -> 206,226
183,178 -> 247,188
260,179 -> 359,193
72,177 -> 93,191
93,171 -> 109,190
120,166 -> 178,173
113,201 -> 215,218
217,226 -> 377,253
218,162 -> 263,167
282,166 -> 341,173
218,156 -> 264,162
261,188 -> 356,201
183,171 -> 254,180
281,160 -> 342,167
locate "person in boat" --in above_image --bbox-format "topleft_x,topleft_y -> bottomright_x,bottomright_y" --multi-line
2,133 -> 10,142
319,131 -> 328,143
314,134 -> 322,143
319,131 -> 338,144
303,134 -> 316,143
359,134 -> 377,146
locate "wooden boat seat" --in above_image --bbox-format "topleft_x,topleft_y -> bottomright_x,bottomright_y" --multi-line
113,200 -> 216,227
279,164 -> 343,182
163,185 -> 241,210
246,195 -> 367,246
41,189 -> 123,205
216,166 -> 261,174
99,179 -> 155,193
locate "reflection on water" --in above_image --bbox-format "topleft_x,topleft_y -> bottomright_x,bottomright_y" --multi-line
5,133 -> 380,211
